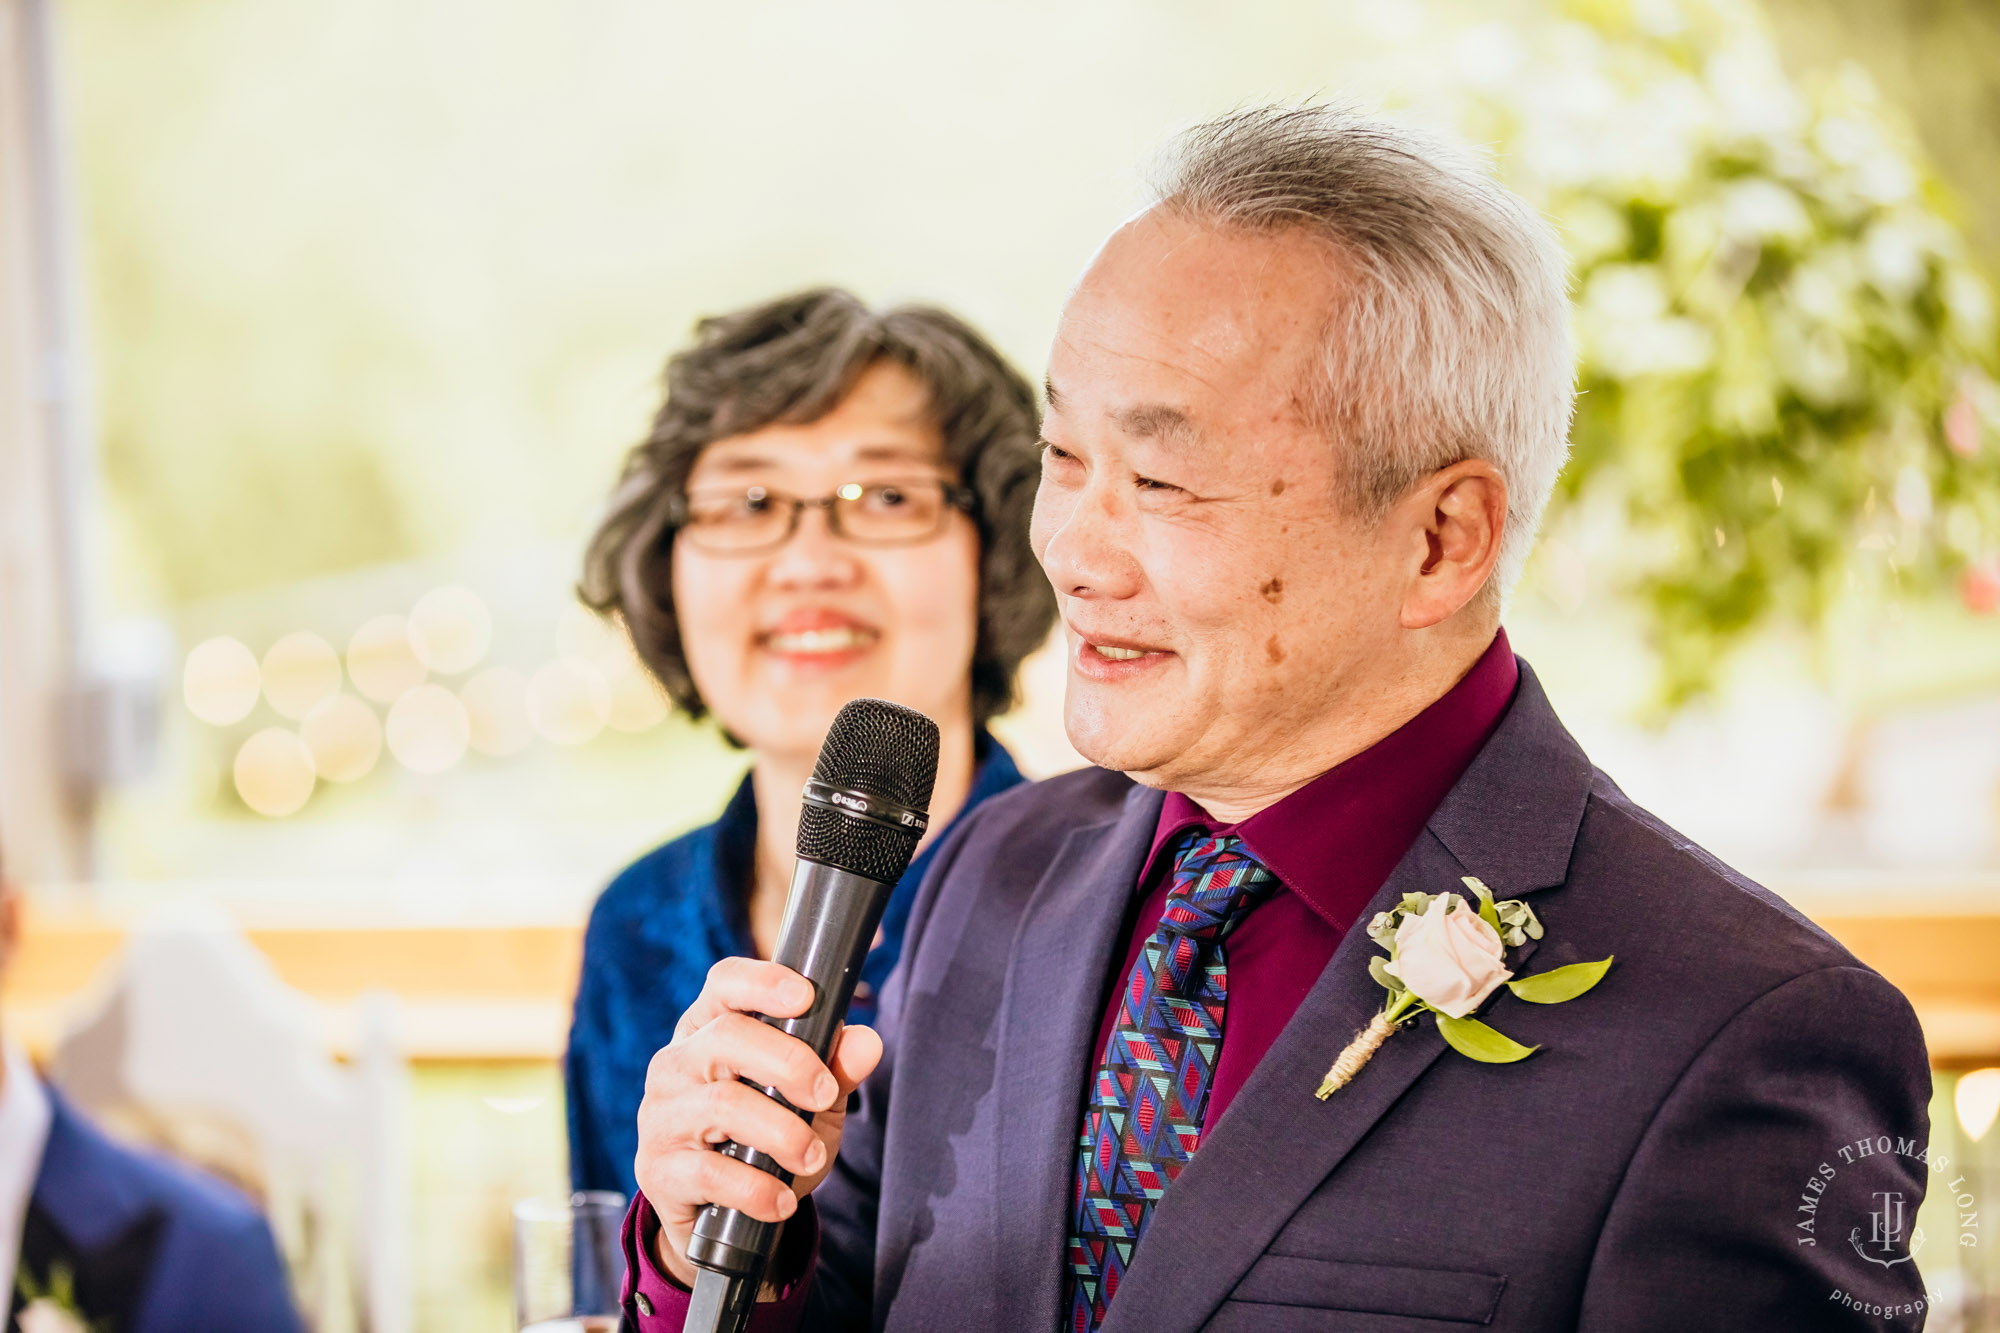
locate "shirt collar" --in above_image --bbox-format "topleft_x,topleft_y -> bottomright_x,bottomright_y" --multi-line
1141,630 -> 1520,935
0,1038 -> 54,1301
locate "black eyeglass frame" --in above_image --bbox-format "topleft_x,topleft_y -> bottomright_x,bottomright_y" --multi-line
666,477 -> 979,555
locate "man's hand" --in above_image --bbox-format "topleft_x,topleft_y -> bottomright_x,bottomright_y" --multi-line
634,957 -> 885,1289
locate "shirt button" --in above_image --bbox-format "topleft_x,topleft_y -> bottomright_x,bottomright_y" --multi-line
635,1292 -> 654,1316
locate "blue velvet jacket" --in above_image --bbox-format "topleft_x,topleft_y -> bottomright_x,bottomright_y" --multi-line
564,737 -> 1024,1199
14,1091 -> 301,1333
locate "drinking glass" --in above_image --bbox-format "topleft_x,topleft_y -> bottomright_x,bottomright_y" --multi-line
513,1190 -> 626,1332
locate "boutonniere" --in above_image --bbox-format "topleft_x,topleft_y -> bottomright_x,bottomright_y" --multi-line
1315,876 -> 1612,1099
16,1264 -> 102,1333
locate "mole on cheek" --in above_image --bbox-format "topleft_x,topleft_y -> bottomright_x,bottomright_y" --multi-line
1270,479 -> 1286,496
1265,635 -> 1285,664
1259,577 -> 1284,604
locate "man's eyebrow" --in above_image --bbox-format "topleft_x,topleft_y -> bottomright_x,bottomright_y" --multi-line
1044,379 -> 1198,448
1111,403 -> 1199,448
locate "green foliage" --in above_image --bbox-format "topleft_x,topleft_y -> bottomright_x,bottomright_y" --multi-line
1479,1 -> 2000,704
1436,1014 -> 1540,1063
1367,953 -> 1404,993
1506,956 -> 1615,1004
15,1261 -> 105,1332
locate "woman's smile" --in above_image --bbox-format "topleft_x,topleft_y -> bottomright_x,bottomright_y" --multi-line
757,608 -> 883,669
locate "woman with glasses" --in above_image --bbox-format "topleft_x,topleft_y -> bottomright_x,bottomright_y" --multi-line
564,288 -> 1055,1201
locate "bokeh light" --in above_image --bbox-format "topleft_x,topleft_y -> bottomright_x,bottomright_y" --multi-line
409,585 -> 494,675
526,658 -> 610,746
260,630 -> 343,720
385,683 -> 471,773
1963,558 -> 2000,615
555,604 -> 618,662
603,647 -> 669,734
300,694 -> 384,783
605,667 -> 669,734
183,636 -> 262,725
233,727 -> 316,817
461,667 -> 535,757
348,614 -> 427,702
555,605 -> 666,735
1958,1067 -> 2000,1142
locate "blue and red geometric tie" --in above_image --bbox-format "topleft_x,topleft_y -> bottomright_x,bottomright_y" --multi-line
1063,833 -> 1277,1332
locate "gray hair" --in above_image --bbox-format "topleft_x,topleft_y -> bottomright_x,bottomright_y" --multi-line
1148,104 -> 1575,600
580,288 -> 1054,730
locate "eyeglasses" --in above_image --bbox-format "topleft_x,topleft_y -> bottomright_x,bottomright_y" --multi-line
668,477 -> 977,555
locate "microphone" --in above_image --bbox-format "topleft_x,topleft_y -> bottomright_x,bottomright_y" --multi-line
683,698 -> 940,1333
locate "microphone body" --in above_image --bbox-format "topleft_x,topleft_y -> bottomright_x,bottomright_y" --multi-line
682,857 -> 895,1277
682,699 -> 940,1333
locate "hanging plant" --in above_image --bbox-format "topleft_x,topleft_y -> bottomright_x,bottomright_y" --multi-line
1450,0 -> 2000,705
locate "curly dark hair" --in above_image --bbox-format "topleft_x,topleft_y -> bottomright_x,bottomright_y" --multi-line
580,287 -> 1055,730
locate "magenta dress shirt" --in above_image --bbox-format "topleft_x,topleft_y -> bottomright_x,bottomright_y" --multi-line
622,632 -> 1520,1328
1092,629 -> 1518,1125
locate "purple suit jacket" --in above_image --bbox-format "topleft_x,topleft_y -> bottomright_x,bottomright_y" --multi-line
662,662 -> 1933,1331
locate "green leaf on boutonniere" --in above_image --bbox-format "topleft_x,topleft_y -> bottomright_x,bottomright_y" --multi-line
1367,955 -> 1405,993
1461,876 -> 1503,932
1506,956 -> 1614,1005
1436,1014 -> 1539,1063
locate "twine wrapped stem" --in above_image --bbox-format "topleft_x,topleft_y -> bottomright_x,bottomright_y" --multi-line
1314,991 -> 1418,1100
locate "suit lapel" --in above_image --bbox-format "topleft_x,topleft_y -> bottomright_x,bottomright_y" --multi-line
19,1098 -> 167,1332
1101,664 -> 1593,1333
993,782 -> 1164,1333
31,1094 -> 151,1251
14,1199 -> 165,1333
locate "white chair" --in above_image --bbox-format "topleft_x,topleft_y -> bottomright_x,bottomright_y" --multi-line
49,905 -> 412,1333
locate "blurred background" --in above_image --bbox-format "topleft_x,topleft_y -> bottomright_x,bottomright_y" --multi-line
2,0 -> 1997,1327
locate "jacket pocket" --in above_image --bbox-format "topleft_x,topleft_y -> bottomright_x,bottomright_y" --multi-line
1227,1254 -> 1507,1325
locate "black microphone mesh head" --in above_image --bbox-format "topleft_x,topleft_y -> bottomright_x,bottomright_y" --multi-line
797,699 -> 941,883
809,699 -> 941,813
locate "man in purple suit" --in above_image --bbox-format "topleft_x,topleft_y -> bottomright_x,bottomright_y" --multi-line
619,106 -> 1933,1331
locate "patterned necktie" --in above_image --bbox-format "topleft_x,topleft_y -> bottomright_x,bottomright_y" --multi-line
1063,833 -> 1277,1333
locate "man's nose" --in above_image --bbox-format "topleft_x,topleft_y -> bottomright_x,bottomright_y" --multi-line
1036,478 -> 1142,602
767,504 -> 862,588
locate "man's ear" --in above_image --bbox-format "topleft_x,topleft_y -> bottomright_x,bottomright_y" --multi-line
1398,459 -> 1507,630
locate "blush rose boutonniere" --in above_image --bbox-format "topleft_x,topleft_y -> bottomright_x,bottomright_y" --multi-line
15,1264 -> 97,1333
1314,876 -> 1613,1099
